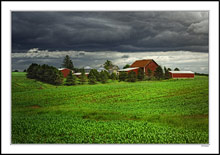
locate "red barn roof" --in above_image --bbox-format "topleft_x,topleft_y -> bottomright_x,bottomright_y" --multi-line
130,59 -> 158,68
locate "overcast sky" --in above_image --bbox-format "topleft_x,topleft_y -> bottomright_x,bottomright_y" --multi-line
12,11 -> 209,73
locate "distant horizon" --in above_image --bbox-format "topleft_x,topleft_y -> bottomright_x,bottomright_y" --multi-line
12,49 -> 208,74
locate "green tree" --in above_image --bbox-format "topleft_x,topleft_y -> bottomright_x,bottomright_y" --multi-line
26,63 -> 40,79
119,72 -> 128,81
164,66 -> 171,79
110,72 -> 118,80
128,71 -> 137,82
100,70 -> 108,83
88,69 -> 100,82
174,68 -> 180,71
104,60 -> 113,70
147,68 -> 152,80
137,68 -> 145,81
65,71 -> 76,85
23,69 -> 27,72
62,55 -> 74,70
52,69 -> 64,85
88,71 -> 97,84
154,66 -> 164,80
123,64 -> 130,69
26,63 -> 64,85
80,69 -> 87,84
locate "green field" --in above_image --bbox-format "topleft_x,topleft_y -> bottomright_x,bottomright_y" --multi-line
12,72 -> 209,144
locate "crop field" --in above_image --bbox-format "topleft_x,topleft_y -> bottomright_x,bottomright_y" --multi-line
12,72 -> 209,144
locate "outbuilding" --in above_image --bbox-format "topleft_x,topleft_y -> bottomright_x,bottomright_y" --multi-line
84,66 -> 92,73
118,67 -> 139,74
74,72 -> 89,78
169,71 -> 195,79
58,68 -> 72,78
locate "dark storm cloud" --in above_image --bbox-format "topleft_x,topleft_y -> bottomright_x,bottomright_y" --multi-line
12,11 -> 208,52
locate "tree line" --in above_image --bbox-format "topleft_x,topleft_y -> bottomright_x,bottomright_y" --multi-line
26,63 -> 64,85
65,68 -> 118,86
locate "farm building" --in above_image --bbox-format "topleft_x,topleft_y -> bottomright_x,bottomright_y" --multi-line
109,65 -> 120,75
119,59 -> 159,76
84,66 -> 92,73
97,67 -> 107,73
58,68 -> 73,78
169,71 -> 195,79
118,67 -> 139,74
73,72 -> 89,78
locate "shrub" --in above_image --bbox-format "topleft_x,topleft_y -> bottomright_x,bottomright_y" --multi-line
137,68 -> 145,81
88,72 -> 97,85
26,63 -> 40,79
119,72 -> 128,81
65,71 -> 76,86
147,68 -> 152,80
110,72 -> 118,80
100,70 -> 108,83
80,69 -> 87,84
164,66 -> 171,79
88,69 -> 100,82
154,66 -> 164,80
127,71 -> 137,82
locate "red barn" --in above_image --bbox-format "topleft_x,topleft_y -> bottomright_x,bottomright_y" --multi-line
119,59 -> 159,75
58,68 -> 72,78
169,71 -> 195,79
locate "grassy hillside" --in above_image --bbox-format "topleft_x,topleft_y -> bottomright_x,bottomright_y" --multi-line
12,72 -> 209,144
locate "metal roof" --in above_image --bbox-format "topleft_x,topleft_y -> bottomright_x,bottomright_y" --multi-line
130,59 -> 154,67
74,73 -> 89,75
84,66 -> 92,69
58,68 -> 69,70
169,71 -> 194,74
97,67 -> 107,72
118,67 -> 139,72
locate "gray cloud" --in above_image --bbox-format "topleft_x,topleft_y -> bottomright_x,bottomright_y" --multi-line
121,55 -> 130,58
12,11 -> 208,52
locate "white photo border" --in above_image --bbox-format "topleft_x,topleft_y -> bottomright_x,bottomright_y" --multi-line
1,1 -> 219,154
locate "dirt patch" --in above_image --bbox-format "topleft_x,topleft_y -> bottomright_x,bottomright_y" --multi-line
38,86 -> 43,89
30,105 -> 41,109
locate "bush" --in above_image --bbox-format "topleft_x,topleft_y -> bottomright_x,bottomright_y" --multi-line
110,72 -> 118,80
65,71 -> 76,86
88,72 -> 97,84
26,63 -> 41,79
80,69 -> 87,84
154,66 -> 164,80
137,68 -> 145,81
164,66 -> 171,79
88,69 -> 100,82
100,70 -> 108,83
147,68 -> 152,80
127,71 -> 137,82
119,72 -> 128,81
